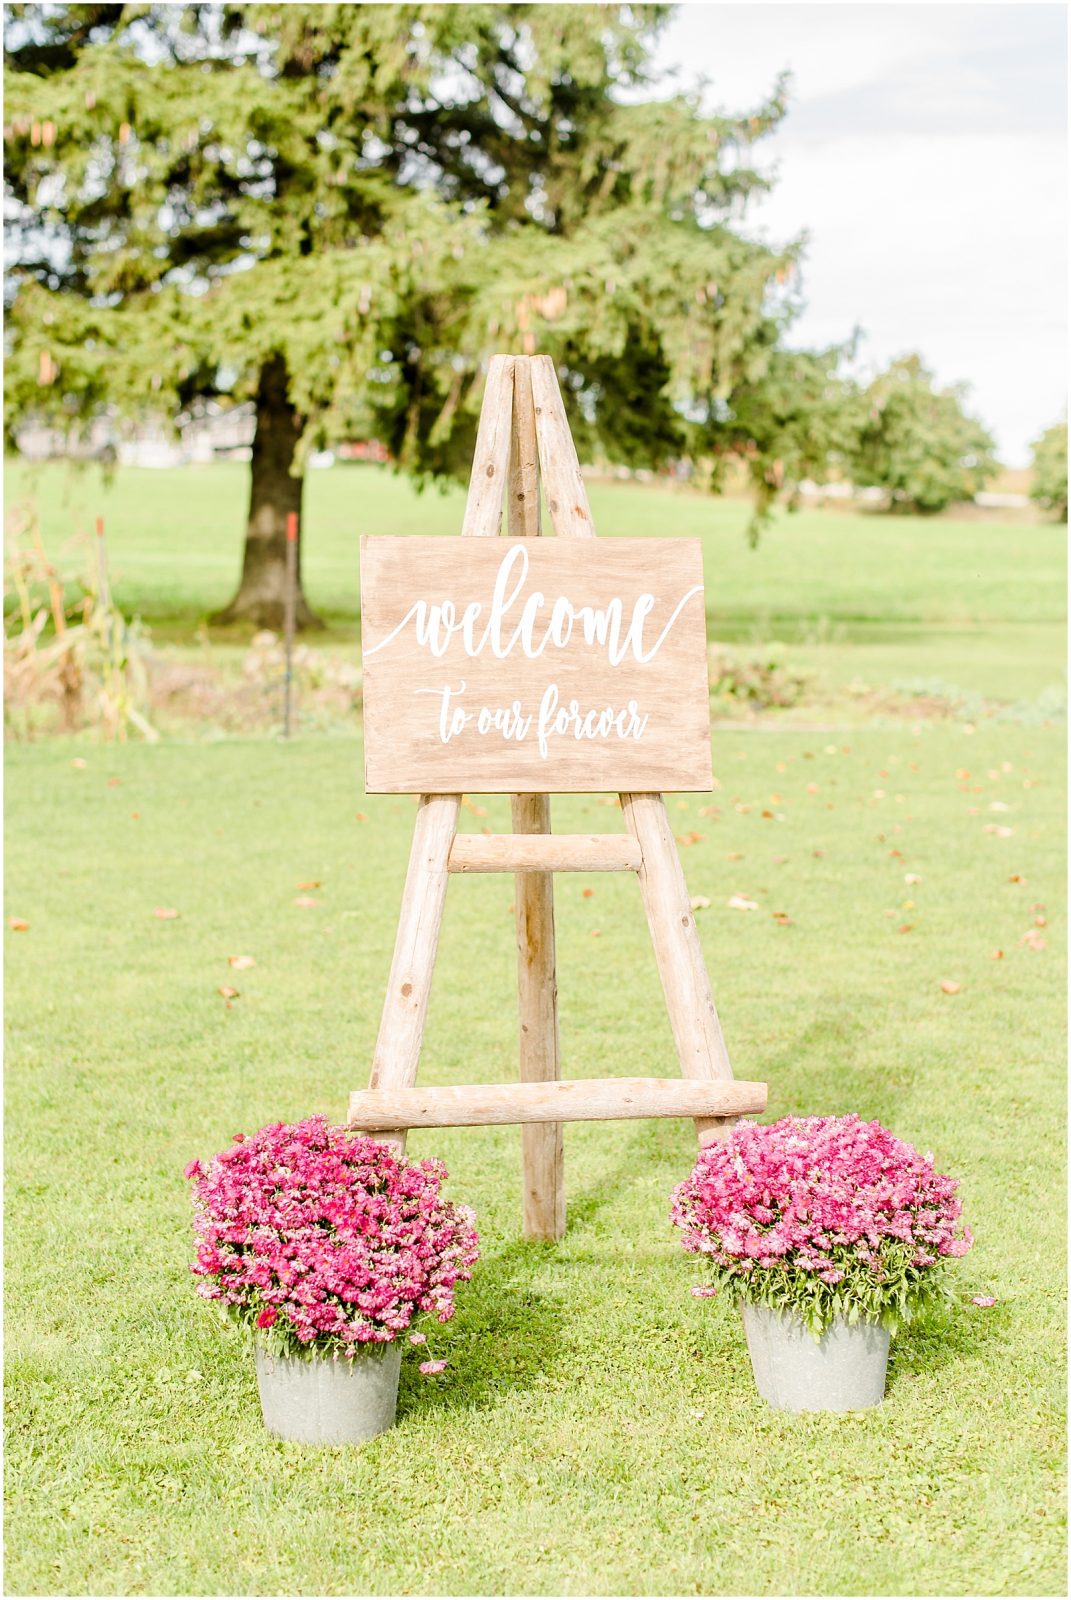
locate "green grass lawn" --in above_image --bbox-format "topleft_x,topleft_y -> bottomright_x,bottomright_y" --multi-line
4,461 -> 1067,1595
5,724 -> 1065,1596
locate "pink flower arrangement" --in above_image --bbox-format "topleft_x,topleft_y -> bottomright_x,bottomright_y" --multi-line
671,1113 -> 972,1335
186,1117 -> 479,1358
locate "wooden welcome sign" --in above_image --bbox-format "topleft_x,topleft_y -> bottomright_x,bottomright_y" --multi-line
361,535 -> 713,793
350,355 -> 767,1242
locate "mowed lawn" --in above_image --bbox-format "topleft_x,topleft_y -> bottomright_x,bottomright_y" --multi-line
3,463 -> 1067,1596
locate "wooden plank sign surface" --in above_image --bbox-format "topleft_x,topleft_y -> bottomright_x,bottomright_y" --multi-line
361,535 -> 713,794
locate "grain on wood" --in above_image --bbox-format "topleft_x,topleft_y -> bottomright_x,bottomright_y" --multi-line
508,362 -> 563,1238
621,791 -> 738,1146
448,832 -> 642,873
360,536 -> 712,794
508,358 -> 541,537
348,1076 -> 767,1129
530,355 -> 597,539
358,793 -> 461,1152
460,355 -> 515,538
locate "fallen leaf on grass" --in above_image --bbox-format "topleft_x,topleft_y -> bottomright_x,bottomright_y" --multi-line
8,918 -> 29,932
1020,930 -> 1046,951
676,831 -> 703,846
107,777 -> 121,788
153,907 -> 179,920
297,879 -> 321,890
940,979 -> 961,995
582,888 -> 595,899
354,812 -> 369,824
984,824 -> 1014,838
897,924 -> 914,934
293,896 -> 319,909
728,894 -> 758,912
218,986 -> 239,1000
590,929 -> 602,938
771,911 -> 793,926
690,895 -> 711,911
989,801 -> 1010,812
70,758 -> 86,769
991,949 -> 1004,960
698,804 -> 720,817
1008,874 -> 1025,884
904,873 -> 921,885
1034,914 -> 1047,928
727,851 -> 744,862
228,955 -> 256,970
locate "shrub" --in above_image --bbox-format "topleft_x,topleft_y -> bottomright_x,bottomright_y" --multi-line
671,1113 -> 972,1336
186,1118 -> 479,1359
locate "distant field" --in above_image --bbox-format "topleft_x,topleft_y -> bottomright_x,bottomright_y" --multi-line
4,459 -> 1066,704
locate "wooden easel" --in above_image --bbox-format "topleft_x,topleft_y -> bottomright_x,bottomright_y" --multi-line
349,355 -> 766,1240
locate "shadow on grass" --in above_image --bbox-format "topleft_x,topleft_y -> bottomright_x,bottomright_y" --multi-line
759,1010 -> 916,1128
399,1134 -> 653,1420
887,1299 -> 1012,1386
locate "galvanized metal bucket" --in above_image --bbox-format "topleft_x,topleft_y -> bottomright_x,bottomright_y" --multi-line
741,1302 -> 890,1412
255,1341 -> 402,1444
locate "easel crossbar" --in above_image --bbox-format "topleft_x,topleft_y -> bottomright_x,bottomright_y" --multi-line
349,1078 -> 766,1130
360,354 -> 742,1242
448,833 -> 641,873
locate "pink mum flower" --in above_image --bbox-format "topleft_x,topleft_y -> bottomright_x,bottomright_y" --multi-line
184,1117 -> 479,1361
671,1113 -> 972,1334
971,1294 -> 997,1308
419,1359 -> 448,1375
409,1332 -> 427,1345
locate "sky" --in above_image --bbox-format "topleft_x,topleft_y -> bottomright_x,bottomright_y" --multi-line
653,2 -> 1067,465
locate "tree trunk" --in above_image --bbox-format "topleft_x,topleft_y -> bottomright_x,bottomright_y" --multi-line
211,354 -> 324,629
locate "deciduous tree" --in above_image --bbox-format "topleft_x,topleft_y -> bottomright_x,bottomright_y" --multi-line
1029,421 -> 1067,521
849,354 -> 996,515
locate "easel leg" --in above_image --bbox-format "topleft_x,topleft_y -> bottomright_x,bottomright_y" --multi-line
365,793 -> 460,1154
509,358 -> 565,1239
512,792 -> 565,1240
620,792 -> 737,1148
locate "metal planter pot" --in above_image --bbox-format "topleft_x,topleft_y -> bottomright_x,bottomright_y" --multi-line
255,1341 -> 402,1444
741,1302 -> 890,1413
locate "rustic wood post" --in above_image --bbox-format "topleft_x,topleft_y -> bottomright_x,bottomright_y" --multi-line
509,358 -> 565,1240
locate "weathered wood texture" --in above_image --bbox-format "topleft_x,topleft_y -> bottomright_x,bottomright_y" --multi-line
621,791 -> 737,1146
364,793 -> 461,1153
508,357 -> 541,538
349,1076 -> 766,1129
530,355 -> 596,539
449,832 -> 641,873
508,357 -> 564,1239
461,355 -> 515,538
360,536 -> 712,794
511,790 -> 564,1238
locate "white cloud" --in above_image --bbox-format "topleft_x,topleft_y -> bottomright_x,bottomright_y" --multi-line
653,3 -> 1068,463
